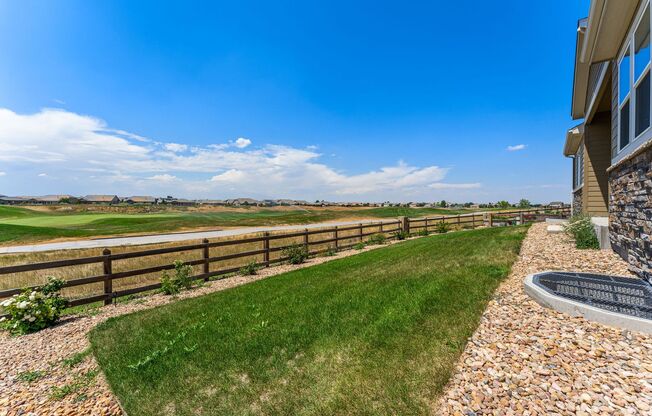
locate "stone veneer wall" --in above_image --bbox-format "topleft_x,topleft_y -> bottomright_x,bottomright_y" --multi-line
572,188 -> 583,216
609,144 -> 652,282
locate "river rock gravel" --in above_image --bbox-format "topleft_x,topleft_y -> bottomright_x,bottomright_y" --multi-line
437,223 -> 652,415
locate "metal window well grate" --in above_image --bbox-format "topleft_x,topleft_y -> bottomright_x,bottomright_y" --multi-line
531,271 -> 652,320
525,271 -> 652,333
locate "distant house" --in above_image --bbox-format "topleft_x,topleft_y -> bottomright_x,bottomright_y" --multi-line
198,199 -> 227,206
547,201 -> 566,209
228,198 -> 260,206
83,195 -> 120,204
0,196 -> 35,205
275,199 -> 294,206
122,196 -> 156,204
169,198 -> 196,206
564,1 -> 652,280
33,195 -> 80,205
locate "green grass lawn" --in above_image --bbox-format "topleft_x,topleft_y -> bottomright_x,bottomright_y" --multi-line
0,205 -> 471,245
90,226 -> 527,416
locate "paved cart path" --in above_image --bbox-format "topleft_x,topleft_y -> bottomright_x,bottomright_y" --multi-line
0,219 -> 395,254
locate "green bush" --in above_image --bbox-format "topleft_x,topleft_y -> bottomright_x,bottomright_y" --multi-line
394,230 -> 409,240
239,261 -> 258,276
353,242 -> 366,250
416,229 -> 430,237
1,277 -> 68,335
564,214 -> 600,249
283,244 -> 309,264
322,247 -> 337,257
161,260 -> 194,295
435,221 -> 451,234
366,233 -> 386,245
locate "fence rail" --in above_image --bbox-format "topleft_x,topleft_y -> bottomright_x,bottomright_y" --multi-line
0,207 -> 569,310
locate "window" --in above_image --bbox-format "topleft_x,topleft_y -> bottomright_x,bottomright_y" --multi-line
620,45 -> 632,150
617,3 -> 652,158
573,144 -> 584,190
635,5 -> 651,136
620,47 -> 631,104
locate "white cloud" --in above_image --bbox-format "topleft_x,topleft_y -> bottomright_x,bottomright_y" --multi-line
210,169 -> 246,182
428,183 -> 481,189
0,108 -> 483,200
164,143 -> 188,153
37,173 -> 48,177
147,174 -> 177,182
0,172 -> 5,176
506,144 -> 526,152
234,137 -> 252,148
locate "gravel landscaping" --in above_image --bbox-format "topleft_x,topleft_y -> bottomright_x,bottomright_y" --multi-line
438,223 -> 652,415
0,242 -> 394,416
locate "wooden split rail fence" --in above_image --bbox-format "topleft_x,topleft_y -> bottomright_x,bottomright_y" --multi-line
0,207 -> 569,310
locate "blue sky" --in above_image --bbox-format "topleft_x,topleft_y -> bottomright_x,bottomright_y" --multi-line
0,1 -> 589,203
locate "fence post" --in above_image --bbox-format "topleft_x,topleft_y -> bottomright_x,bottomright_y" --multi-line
425,217 -> 429,233
102,248 -> 113,306
202,238 -> 210,281
488,213 -> 493,227
457,215 -> 461,230
263,232 -> 270,266
519,212 -> 524,225
304,228 -> 309,252
358,223 -> 363,242
334,226 -> 339,250
399,216 -> 410,235
379,221 -> 384,234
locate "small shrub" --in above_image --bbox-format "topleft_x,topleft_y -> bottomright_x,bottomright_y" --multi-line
366,233 -> 386,245
239,261 -> 258,276
17,370 -> 46,383
0,277 -> 68,335
62,348 -> 91,368
160,260 -> 194,295
49,370 -> 98,401
416,229 -> 430,237
435,221 -> 451,234
322,247 -> 337,257
564,214 -> 600,249
283,244 -> 309,264
394,230 -> 409,240
353,242 -> 366,250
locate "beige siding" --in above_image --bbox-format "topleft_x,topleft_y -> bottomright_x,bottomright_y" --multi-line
582,112 -> 611,217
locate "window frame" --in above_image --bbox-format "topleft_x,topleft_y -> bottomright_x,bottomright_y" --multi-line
615,0 -> 652,165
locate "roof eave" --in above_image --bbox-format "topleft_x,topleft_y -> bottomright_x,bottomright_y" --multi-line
571,20 -> 589,120
564,124 -> 584,156
580,0 -> 639,64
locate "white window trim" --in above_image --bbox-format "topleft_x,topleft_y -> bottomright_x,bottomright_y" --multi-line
614,0 -> 652,166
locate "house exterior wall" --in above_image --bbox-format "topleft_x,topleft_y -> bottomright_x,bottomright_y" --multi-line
572,188 -> 583,215
607,37 -> 652,281
582,112 -> 611,217
609,143 -> 652,282
611,59 -> 619,159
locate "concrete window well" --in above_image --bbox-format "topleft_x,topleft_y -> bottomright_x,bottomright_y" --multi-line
524,271 -> 652,334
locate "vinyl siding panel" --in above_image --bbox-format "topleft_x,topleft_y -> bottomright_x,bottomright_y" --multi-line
612,60 -> 619,159
582,112 -> 611,217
